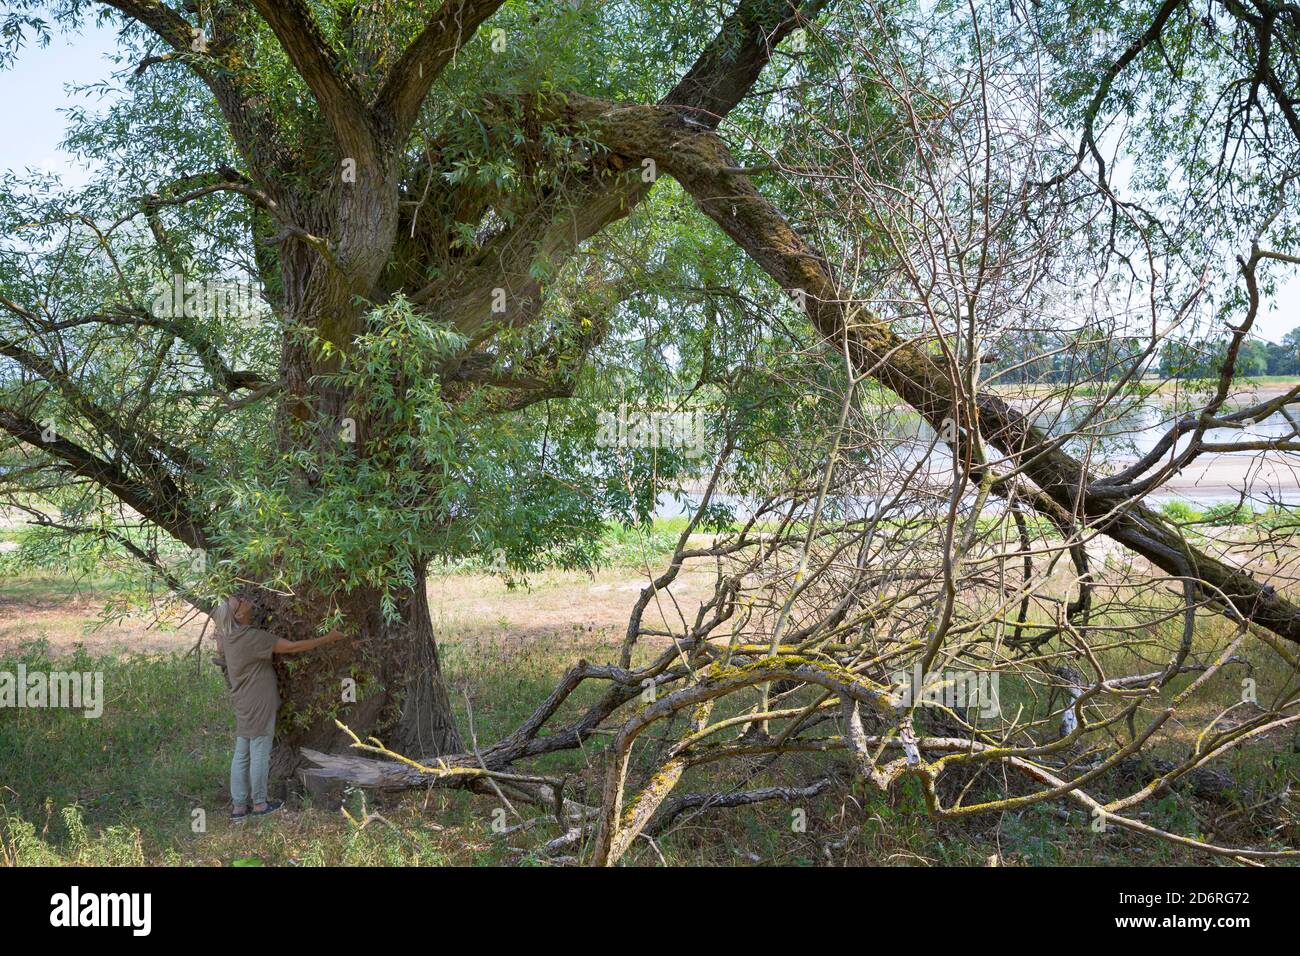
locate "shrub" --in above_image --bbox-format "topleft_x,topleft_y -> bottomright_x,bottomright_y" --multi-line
1159,500 -> 1198,523
1204,503 -> 1252,526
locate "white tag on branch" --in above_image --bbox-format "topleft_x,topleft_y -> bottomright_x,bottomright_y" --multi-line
1055,665 -> 1084,738
1060,705 -> 1079,737
899,722 -> 920,765
1060,674 -> 1083,737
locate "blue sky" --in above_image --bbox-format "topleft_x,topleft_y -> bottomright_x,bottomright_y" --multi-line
1,20 -> 1297,343
0,19 -> 120,189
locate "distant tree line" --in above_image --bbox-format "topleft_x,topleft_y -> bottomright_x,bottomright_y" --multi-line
984,331 -> 1148,384
1156,331 -> 1300,379
985,329 -> 1300,383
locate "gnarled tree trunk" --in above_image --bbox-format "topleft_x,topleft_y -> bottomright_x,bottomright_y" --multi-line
266,566 -> 462,781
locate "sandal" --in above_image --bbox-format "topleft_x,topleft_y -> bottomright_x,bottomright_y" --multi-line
251,800 -> 284,816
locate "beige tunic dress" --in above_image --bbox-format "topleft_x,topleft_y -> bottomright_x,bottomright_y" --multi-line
222,625 -> 280,737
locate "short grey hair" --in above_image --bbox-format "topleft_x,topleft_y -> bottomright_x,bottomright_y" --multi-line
210,597 -> 237,636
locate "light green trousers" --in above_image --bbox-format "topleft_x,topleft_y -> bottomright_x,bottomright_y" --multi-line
230,717 -> 275,807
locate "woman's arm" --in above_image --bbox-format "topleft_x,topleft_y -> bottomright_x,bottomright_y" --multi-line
273,630 -> 348,655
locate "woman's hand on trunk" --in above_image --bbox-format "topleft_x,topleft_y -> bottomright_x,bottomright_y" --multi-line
273,629 -> 354,655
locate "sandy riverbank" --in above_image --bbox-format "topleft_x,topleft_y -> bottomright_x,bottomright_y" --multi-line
1128,452 -> 1300,504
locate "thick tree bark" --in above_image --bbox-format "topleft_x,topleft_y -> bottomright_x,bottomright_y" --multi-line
260,136 -> 429,783
394,567 -> 464,757
267,567 -> 462,781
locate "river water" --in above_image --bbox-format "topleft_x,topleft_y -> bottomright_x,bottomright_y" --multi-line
655,392 -> 1300,519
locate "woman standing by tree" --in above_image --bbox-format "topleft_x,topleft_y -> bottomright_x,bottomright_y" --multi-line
211,595 -> 349,821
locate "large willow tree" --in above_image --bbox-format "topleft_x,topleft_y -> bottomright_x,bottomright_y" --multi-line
2,0 -> 1299,787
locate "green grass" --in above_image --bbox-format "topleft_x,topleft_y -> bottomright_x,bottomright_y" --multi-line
4,549 -> 1298,866
0,642 -> 230,846
0,526 -> 155,607
1069,381 -> 1158,399
4,623 -> 1289,867
0,569 -> 137,605
1157,500 -> 1300,531
1233,375 -> 1300,386
595,515 -> 694,566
